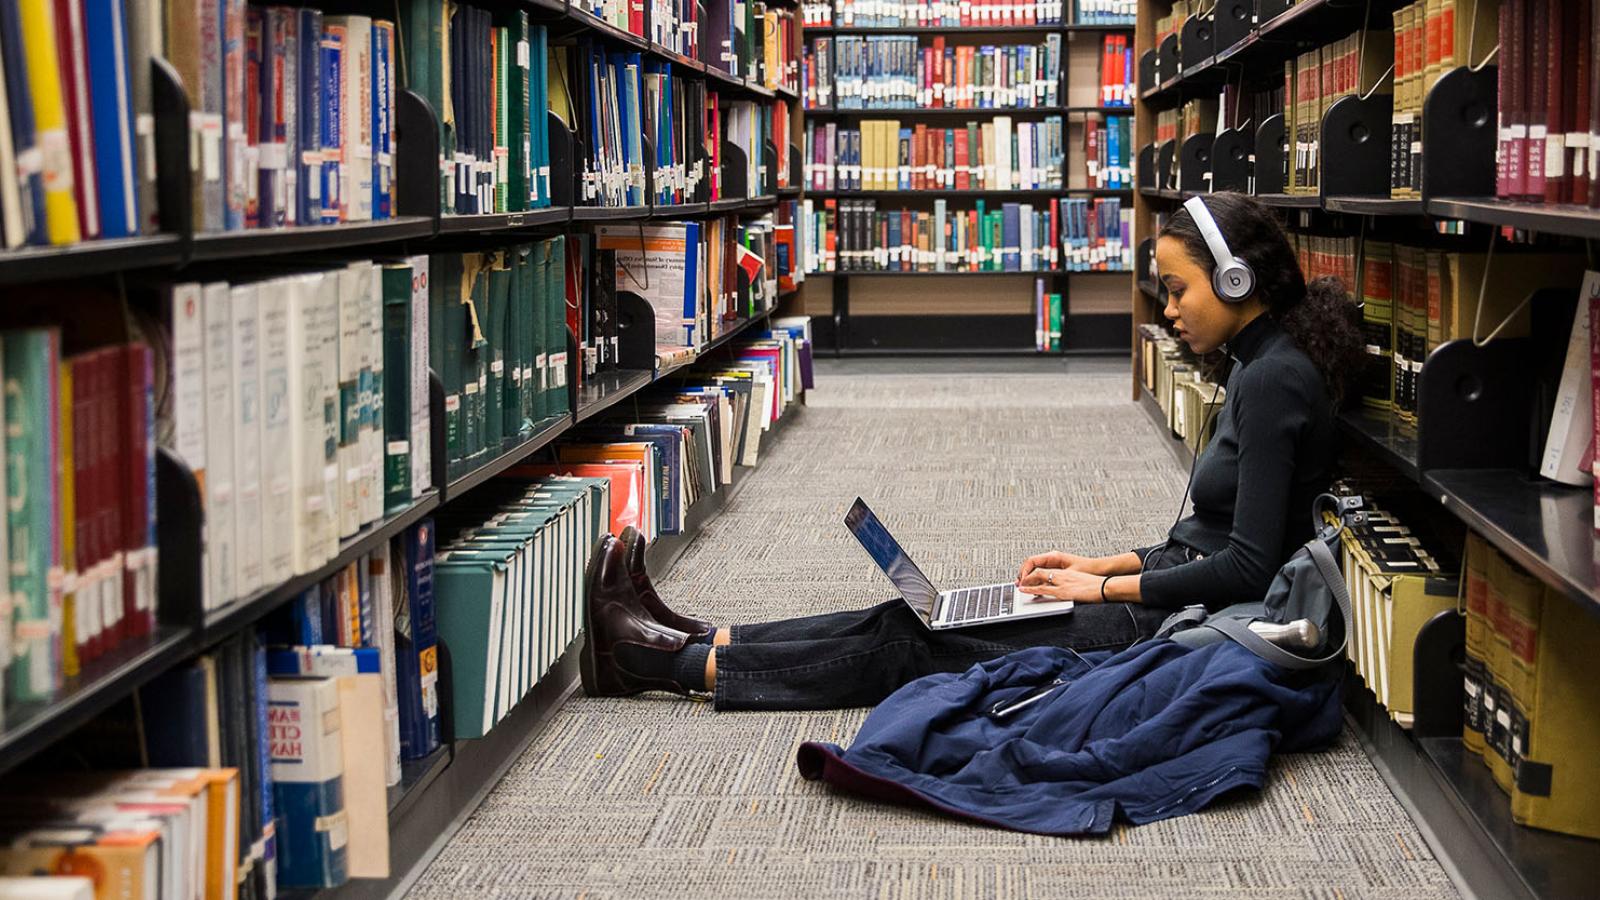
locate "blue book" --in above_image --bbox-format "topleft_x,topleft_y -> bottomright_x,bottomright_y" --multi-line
0,0 -> 42,244
269,676 -> 349,888
395,519 -> 440,759
266,645 -> 382,675
681,220 -> 700,345
530,25 -> 549,207
296,9 -> 321,226
372,22 -> 391,220
1107,116 -> 1121,189
82,0 -> 139,238
251,639 -> 278,887
138,662 -> 212,765
319,24 -> 342,224
1001,203 -> 1020,272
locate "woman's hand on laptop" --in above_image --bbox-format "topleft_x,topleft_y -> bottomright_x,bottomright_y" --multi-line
1015,566 -> 1105,603
1017,551 -> 1102,583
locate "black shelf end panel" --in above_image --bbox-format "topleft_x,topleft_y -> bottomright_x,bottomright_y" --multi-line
199,490 -> 444,646
444,414 -> 573,500
574,368 -> 655,423
437,207 -> 571,233
188,216 -> 436,262
0,235 -> 186,286
1337,407 -> 1420,482
1425,198 -> 1600,240
0,626 -> 194,778
1423,468 -> 1600,613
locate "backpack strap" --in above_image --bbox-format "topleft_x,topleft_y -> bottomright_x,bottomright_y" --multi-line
1204,534 -> 1353,670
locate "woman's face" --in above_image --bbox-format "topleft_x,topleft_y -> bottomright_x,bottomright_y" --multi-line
1156,235 -> 1247,354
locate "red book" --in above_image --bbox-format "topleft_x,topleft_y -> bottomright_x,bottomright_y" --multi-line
1545,0 -> 1569,203
954,128 -> 970,189
1590,289 -> 1600,531
1049,197 -> 1059,270
1573,0 -> 1592,205
1526,0 -> 1549,199
912,123 -> 925,190
629,0 -> 644,37
245,10 -> 262,227
54,0 -> 98,239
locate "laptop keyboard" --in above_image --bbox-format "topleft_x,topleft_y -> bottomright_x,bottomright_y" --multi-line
944,584 -> 1014,623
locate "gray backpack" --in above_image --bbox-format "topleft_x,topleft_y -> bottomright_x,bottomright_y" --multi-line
1155,493 -> 1356,671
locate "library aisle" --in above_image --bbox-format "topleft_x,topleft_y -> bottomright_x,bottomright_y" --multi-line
406,359 -> 1457,899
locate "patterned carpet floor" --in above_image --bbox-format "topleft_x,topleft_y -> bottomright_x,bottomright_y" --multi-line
407,359 -> 1460,900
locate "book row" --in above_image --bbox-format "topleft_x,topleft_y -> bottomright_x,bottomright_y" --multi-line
1462,530 -> 1600,840
0,335 -> 158,709
1034,283 -> 1063,352
152,260 -> 435,613
1137,322 -> 1226,455
1084,113 -> 1131,189
1094,34 -> 1134,109
805,0 -> 1067,28
802,34 -> 1063,110
804,116 -> 1068,192
802,198 -> 1075,273
1282,29 -> 1392,196
1492,0 -> 1598,205
1388,0 -> 1497,199
1073,0 -> 1132,25
576,0 -> 789,89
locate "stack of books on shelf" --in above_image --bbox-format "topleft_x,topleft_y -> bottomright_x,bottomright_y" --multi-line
1334,491 -> 1456,727
147,259 -> 435,613
429,241 -> 572,482
401,3 -> 555,216
831,0 -> 1065,27
758,5 -> 799,94
1387,0 -> 1497,199
1493,0 -> 1599,205
1097,34 -> 1134,107
1136,322 -> 1225,454
1061,196 -> 1128,270
645,66 -> 710,207
1152,1 -> 1196,49
577,0 -> 645,36
802,0 -> 834,28
1085,113 -> 1130,188
578,46 -> 649,210
653,0 -> 700,57
801,198 -> 1062,273
1461,531 -> 1600,840
802,36 -> 833,109
1153,97 -> 1214,153
1284,30 -> 1392,196
805,116 -> 1066,191
824,35 -> 1062,110
0,325 -> 157,714
1074,0 -> 1133,26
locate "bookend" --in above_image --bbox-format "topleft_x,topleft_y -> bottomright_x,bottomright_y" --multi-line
1212,0 -> 1252,51
156,447 -> 204,630
1137,143 -> 1157,191
1157,34 -> 1180,86
721,141 -> 750,200
1256,0 -> 1293,26
761,140 -> 778,196
1415,333 -> 1540,471
789,144 -> 801,192
615,290 -> 660,371
566,329 -> 583,420
1420,65 -> 1498,201
436,636 -> 456,746
547,110 -> 578,208
1156,140 -> 1176,191
151,57 -> 192,247
1319,94 -> 1392,197
1179,14 -> 1214,72
1254,114 -> 1288,195
1139,49 -> 1158,95
397,90 -> 442,225
1135,237 -> 1155,284
832,277 -> 849,355
429,369 -> 449,501
1409,609 -> 1466,739
642,134 -> 658,205
1211,128 -> 1251,192
1179,132 -> 1215,193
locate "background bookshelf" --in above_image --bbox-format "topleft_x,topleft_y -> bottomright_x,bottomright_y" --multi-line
0,0 -> 810,897
1133,1 -> 1600,897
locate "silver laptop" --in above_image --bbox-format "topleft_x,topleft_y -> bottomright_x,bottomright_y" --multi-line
845,498 -> 1075,630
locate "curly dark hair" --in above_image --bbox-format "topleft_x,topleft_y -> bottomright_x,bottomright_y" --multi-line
1158,192 -> 1366,407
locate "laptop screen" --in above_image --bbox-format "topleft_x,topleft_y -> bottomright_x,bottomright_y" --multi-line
844,498 -> 939,618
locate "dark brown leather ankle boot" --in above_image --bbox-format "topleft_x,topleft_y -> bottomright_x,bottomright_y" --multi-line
580,534 -> 695,697
620,525 -> 714,638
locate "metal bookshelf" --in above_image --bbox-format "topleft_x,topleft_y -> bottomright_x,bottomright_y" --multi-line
1133,1 -> 1600,896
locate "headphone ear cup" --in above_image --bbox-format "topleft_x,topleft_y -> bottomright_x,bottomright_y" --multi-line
1213,259 -> 1255,302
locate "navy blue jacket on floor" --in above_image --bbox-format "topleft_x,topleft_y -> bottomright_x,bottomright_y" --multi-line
795,639 -> 1343,835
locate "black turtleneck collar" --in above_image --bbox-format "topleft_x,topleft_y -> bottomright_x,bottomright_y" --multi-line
1224,312 -> 1277,365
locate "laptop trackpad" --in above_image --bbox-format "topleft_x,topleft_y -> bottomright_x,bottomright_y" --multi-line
1014,588 -> 1074,614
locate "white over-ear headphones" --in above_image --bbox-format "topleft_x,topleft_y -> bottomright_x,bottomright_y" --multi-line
1183,196 -> 1255,302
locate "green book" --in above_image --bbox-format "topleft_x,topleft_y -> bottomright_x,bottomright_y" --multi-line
484,255 -> 509,453
503,246 -> 525,439
545,237 -> 569,417
4,329 -> 59,704
493,25 -> 509,213
433,551 -> 511,738
512,245 -> 534,431
529,241 -> 549,423
462,256 -> 487,465
382,263 -> 414,512
436,0 -> 453,212
1047,293 -> 1062,353
438,253 -> 465,474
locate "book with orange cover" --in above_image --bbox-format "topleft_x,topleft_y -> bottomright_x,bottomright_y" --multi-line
556,443 -> 659,540
509,462 -> 646,537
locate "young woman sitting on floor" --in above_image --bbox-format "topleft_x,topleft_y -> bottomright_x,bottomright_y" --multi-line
579,191 -> 1366,711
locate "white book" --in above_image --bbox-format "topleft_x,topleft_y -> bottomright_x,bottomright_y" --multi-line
368,544 -> 403,787
1541,271 -> 1600,486
312,271 -> 343,562
287,273 -> 328,572
1020,203 -> 1035,271
407,255 -> 431,496
258,276 -> 294,576
0,877 -> 96,899
230,282 -> 264,597
336,263 -> 364,539
328,16 -> 373,221
995,116 -> 1013,190
0,38 -> 22,249
165,284 -> 210,603
364,260 -> 383,524
202,282 -> 236,609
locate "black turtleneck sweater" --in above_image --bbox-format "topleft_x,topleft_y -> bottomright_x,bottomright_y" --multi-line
1139,313 -> 1336,611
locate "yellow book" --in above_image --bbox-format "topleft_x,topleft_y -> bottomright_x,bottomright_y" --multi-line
1509,588 -> 1600,838
16,0 -> 80,244
1461,532 -> 1491,756
1385,570 -> 1459,726
1486,550 -> 1541,792
58,360 -> 77,679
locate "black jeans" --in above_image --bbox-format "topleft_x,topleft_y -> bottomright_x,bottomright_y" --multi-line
712,541 -> 1200,711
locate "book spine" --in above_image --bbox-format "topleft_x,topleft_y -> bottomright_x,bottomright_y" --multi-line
382,265 -> 413,512
231,284 -> 264,598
